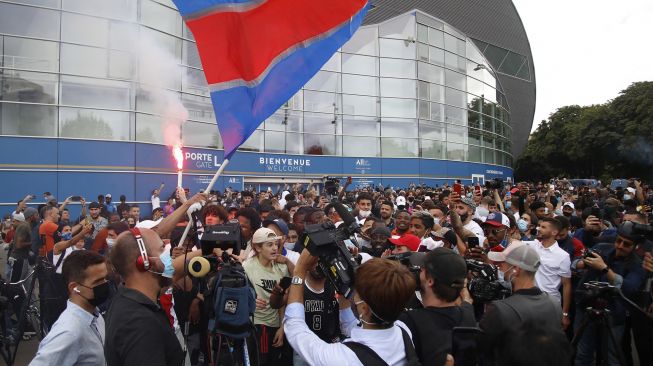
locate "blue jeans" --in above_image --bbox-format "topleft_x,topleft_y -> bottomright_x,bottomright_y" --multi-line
574,307 -> 625,366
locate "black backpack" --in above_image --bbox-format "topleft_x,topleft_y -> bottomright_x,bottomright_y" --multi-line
344,327 -> 421,366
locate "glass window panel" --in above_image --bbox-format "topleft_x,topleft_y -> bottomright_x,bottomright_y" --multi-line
12,0 -> 60,6
322,52 -> 341,72
182,93 -> 214,123
342,74 -> 377,96
468,145 -> 482,162
431,103 -> 443,122
62,12 -> 109,47
0,3 -> 60,39
182,40 -> 202,68
418,62 -> 443,84
61,44 -> 107,78
2,36 -> 59,72
466,41 -> 485,64
0,103 -> 57,136
264,111 -> 285,131
418,43 -> 429,62
382,118 -> 417,138
421,139 -> 444,159
60,76 -> 131,109
60,107 -> 131,140
139,27 -> 182,62
444,34 -> 457,54
304,112 -> 335,134
379,39 -> 415,59
428,28 -> 444,48
445,52 -> 466,72
306,71 -> 338,92
429,47 -> 445,66
467,77 -> 484,98
63,0 -> 136,20
418,81 -> 429,100
515,61 -> 531,80
140,0 -> 182,36
136,113 -> 167,143
182,67 -> 209,95
483,148 -> 495,164
419,121 -> 444,140
285,132 -> 303,154
304,134 -> 335,155
1,70 -> 57,104
264,130 -> 285,153
342,54 -> 378,76
445,87 -> 466,108
382,138 -> 417,157
380,79 -> 416,98
430,84 -> 444,103
445,70 -> 466,90
109,21 -> 138,51
182,121 -> 221,148
304,91 -> 337,114
238,129 -> 263,152
446,142 -> 465,161
342,95 -> 377,116
342,116 -> 379,136
380,58 -> 415,78
482,43 -> 508,69
343,136 -> 379,157
417,24 -> 428,43
419,101 -> 430,119
343,27 -> 378,56
468,111 -> 481,129
498,51 -> 525,75
468,128 -> 481,145
446,124 -> 466,144
379,14 -> 415,39
445,105 -> 467,125
381,98 -> 416,119
444,25 -> 465,40
108,50 -> 133,80
482,132 -> 495,147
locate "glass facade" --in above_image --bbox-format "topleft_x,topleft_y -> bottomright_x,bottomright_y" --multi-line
0,1 -> 512,168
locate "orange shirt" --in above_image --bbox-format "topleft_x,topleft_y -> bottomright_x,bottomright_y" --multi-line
38,220 -> 59,256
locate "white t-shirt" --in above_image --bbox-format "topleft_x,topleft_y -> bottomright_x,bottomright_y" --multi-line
523,240 -> 572,302
52,247 -> 78,274
464,219 -> 486,247
151,195 -> 161,210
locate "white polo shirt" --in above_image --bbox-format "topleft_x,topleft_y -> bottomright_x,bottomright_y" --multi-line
524,240 -> 571,302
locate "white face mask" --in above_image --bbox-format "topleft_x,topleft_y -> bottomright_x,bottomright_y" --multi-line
359,210 -> 371,218
476,207 -> 489,218
106,238 -> 116,248
623,194 -> 633,201
433,217 -> 440,225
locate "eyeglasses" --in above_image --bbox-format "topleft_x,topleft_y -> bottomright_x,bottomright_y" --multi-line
483,227 -> 507,236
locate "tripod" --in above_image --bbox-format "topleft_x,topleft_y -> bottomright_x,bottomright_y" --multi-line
571,304 -> 627,366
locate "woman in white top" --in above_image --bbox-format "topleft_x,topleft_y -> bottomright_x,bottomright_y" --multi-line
284,251 -> 418,366
52,224 -> 92,273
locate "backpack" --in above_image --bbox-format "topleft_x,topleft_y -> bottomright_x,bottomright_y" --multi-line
344,327 -> 421,366
208,263 -> 256,339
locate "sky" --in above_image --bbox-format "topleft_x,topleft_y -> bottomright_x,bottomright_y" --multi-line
512,0 -> 653,132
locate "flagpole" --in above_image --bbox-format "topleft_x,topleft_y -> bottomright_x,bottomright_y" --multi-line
177,158 -> 230,248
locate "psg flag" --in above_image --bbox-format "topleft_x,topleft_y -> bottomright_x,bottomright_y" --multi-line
173,0 -> 370,159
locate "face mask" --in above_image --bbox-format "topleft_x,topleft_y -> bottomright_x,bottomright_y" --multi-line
359,210 -> 371,218
284,242 -> 295,251
497,265 -> 515,290
623,194 -> 633,201
61,232 -> 73,241
78,281 -> 110,307
158,251 -> 175,278
476,207 -> 489,218
517,219 -> 528,233
433,218 -> 440,226
106,238 -> 116,248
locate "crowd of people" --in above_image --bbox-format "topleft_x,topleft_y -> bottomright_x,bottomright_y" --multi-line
1,178 -> 652,366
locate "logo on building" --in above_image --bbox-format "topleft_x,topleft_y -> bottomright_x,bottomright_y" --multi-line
486,169 -> 503,175
355,159 -> 372,174
185,152 -> 221,169
259,157 -> 311,173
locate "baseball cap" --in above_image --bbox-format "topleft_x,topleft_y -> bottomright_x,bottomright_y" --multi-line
563,202 -> 575,210
460,196 -> 477,210
396,196 -> 406,207
483,212 -> 510,228
626,187 -> 636,194
370,226 -> 391,238
487,241 -> 540,272
89,202 -> 101,209
388,234 -> 421,252
252,227 -> 282,244
413,248 -> 467,288
263,218 -> 289,236
23,207 -> 38,221
105,193 -> 112,198
12,212 -> 25,222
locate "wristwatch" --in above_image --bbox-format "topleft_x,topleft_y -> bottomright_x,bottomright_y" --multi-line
291,276 -> 304,286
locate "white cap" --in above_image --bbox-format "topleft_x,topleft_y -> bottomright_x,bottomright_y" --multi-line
563,202 -> 575,210
626,187 -> 636,194
396,196 -> 406,206
12,212 -> 25,222
488,241 -> 541,272
252,227 -> 281,244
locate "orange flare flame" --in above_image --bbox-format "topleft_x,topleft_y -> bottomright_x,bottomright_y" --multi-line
173,145 -> 184,170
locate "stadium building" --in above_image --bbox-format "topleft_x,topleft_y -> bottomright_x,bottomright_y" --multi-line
0,0 -> 535,211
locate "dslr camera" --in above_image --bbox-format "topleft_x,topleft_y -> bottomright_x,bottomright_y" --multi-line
466,259 -> 511,302
386,252 -> 422,288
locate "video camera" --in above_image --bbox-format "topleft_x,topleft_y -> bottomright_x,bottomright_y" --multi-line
386,252 -> 422,289
188,223 -> 244,278
465,259 -> 511,302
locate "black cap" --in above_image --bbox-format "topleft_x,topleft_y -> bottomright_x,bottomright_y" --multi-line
414,248 -> 467,288
89,202 -> 101,209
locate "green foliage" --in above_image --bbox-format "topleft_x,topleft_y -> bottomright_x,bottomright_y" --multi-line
515,82 -> 653,181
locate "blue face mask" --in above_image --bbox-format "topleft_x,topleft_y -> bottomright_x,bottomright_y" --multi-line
517,219 -> 529,233
158,251 -> 175,278
61,232 -> 73,241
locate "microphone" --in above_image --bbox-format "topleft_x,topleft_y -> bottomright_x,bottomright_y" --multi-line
332,202 -> 360,236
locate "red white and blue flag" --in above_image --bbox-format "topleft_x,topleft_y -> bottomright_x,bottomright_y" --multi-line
172,0 -> 370,159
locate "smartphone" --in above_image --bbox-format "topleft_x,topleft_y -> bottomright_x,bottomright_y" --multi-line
453,182 -> 462,195
70,196 -> 82,202
279,276 -> 292,290
466,237 -> 479,249
474,185 -> 482,195
451,327 -> 481,366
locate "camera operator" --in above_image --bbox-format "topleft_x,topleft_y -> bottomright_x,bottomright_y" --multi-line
480,242 -> 562,360
105,227 -> 183,366
398,248 -> 475,365
284,251 -> 418,366
573,221 -> 647,366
